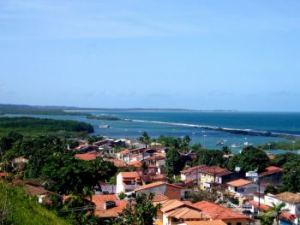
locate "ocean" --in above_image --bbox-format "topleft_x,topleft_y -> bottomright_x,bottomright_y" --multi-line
15,110 -> 300,153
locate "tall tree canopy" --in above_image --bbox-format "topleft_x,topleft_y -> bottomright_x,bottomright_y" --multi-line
165,148 -> 186,180
139,132 -> 151,148
113,193 -> 159,225
227,146 -> 270,173
42,155 -> 116,194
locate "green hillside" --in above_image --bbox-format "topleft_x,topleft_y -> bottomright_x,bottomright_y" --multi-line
0,181 -> 70,225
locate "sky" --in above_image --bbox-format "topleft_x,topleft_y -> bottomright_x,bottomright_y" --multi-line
0,0 -> 300,111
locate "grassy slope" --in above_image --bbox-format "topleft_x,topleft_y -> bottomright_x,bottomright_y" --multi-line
0,181 -> 70,225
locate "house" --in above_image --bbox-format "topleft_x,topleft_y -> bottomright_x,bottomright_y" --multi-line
181,165 -> 233,190
117,147 -> 163,164
198,166 -> 233,190
258,166 -> 283,190
91,194 -> 127,219
156,199 -> 210,225
99,182 -> 116,194
181,165 -> 206,185
250,192 -> 300,224
140,173 -> 167,184
117,148 -> 147,163
143,154 -> 166,174
94,139 -> 127,154
227,179 -> 257,197
193,201 -> 251,225
135,181 -> 184,200
12,179 -> 55,205
116,172 -> 142,194
74,144 -> 98,152
11,156 -> 28,171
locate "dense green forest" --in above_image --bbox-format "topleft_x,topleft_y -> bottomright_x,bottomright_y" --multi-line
0,117 -> 94,136
0,181 -> 70,225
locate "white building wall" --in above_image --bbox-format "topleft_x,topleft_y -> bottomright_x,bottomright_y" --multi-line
136,185 -> 167,196
116,173 -> 124,194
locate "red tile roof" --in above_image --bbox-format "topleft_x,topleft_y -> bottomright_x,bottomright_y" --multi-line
105,158 -> 127,168
152,193 -> 169,203
134,181 -> 182,192
74,151 -> 100,161
185,220 -> 226,225
200,166 -> 232,176
90,194 -> 128,218
165,207 -> 209,220
145,155 -> 166,161
128,160 -> 143,168
193,201 -> 250,220
275,192 -> 300,204
92,194 -> 117,209
280,211 -> 297,222
181,165 -> 207,174
259,166 -> 283,177
249,200 -> 270,212
0,172 -> 8,178
181,165 -> 232,177
120,172 -> 141,180
227,179 -> 253,187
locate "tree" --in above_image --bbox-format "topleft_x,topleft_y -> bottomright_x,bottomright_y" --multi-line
282,161 -> 300,192
232,147 -> 270,173
157,136 -> 181,148
114,193 -> 160,225
222,146 -> 231,155
42,155 -> 117,195
271,153 -> 300,167
259,212 -> 275,225
0,131 -> 23,155
270,202 -> 286,225
165,148 -> 185,181
258,202 -> 286,225
194,149 -> 225,166
61,195 -> 96,225
181,135 -> 191,152
264,184 -> 279,195
139,132 -> 151,148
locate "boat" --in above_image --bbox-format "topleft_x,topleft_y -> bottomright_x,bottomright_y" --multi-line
216,139 -> 226,146
99,125 -> 110,129
231,143 -> 241,148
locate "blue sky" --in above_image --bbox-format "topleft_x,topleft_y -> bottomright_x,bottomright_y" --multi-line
0,0 -> 300,111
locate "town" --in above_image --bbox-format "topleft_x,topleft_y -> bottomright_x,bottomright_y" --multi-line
1,127 -> 299,225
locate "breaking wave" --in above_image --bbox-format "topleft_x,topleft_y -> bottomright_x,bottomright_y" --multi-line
124,119 -> 300,138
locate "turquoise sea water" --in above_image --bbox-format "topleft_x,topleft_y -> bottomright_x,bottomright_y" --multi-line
9,110 -> 300,153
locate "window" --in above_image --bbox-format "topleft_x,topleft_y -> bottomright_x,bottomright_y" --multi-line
227,223 -> 231,225
237,222 -> 242,225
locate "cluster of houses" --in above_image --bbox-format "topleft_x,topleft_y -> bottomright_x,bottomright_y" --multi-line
4,137 -> 300,225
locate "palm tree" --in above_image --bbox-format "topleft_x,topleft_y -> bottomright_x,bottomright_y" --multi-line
139,132 -> 151,161
270,202 -> 286,225
182,135 -> 191,153
259,202 -> 286,225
